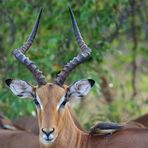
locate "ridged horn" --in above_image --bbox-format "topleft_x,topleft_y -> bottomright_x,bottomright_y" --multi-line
54,8 -> 92,86
13,8 -> 46,86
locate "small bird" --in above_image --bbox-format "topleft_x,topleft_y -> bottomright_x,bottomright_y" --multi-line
90,122 -> 123,136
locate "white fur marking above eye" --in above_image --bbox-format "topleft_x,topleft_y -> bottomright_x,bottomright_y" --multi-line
36,94 -> 43,110
57,95 -> 66,111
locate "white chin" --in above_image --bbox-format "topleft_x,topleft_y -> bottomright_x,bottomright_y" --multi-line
40,137 -> 55,145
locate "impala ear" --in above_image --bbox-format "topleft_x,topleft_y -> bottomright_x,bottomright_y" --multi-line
67,79 -> 95,101
5,79 -> 35,99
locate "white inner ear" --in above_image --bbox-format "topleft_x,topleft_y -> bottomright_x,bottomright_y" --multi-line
9,80 -> 34,99
68,80 -> 92,99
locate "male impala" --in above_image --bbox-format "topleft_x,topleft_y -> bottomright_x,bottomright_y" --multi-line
5,8 -> 148,148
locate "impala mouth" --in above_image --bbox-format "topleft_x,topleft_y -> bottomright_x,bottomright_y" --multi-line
44,137 -> 54,143
40,134 -> 57,145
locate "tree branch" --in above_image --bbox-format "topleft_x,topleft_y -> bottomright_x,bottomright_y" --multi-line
130,0 -> 138,98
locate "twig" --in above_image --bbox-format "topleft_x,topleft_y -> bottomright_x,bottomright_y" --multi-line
130,0 -> 138,98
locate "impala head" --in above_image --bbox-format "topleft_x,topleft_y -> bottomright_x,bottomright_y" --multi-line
5,8 -> 95,145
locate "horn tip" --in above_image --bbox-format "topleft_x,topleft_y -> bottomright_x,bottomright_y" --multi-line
68,6 -> 72,12
69,6 -> 74,17
38,8 -> 43,18
40,8 -> 43,14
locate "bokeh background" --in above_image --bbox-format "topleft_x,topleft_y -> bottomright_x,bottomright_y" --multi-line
0,0 -> 148,129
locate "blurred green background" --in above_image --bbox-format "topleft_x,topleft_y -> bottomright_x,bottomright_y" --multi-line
0,0 -> 148,129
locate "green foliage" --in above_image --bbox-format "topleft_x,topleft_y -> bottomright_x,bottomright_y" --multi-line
0,0 -> 148,127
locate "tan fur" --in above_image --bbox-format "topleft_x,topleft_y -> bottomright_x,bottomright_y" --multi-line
14,116 -> 39,134
33,83 -> 148,148
0,115 -> 25,131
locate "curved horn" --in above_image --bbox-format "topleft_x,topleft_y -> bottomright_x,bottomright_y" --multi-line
54,8 -> 92,86
13,8 -> 46,86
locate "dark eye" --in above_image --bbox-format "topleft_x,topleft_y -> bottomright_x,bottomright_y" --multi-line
34,99 -> 40,107
60,99 -> 67,108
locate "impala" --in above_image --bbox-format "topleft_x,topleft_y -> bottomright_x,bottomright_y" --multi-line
14,116 -> 39,135
134,114 -> 148,127
0,115 -> 39,148
0,114 -> 24,131
0,129 -> 39,148
5,8 -> 148,148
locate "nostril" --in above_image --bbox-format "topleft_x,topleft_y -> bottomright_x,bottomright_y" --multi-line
41,128 -> 55,136
51,128 -> 55,133
42,128 -> 48,135
41,128 -> 46,134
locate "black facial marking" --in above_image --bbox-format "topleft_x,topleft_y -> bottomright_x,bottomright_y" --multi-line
78,94 -> 84,97
5,79 -> 13,86
88,79 -> 95,87
65,90 -> 72,99
59,94 -> 68,109
34,99 -> 40,107
60,99 -> 67,107
31,92 -> 36,98
17,94 -> 23,97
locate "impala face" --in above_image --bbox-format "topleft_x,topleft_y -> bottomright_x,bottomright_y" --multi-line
5,79 -> 94,145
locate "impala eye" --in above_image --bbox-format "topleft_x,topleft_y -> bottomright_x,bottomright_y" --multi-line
60,99 -> 67,108
34,99 -> 40,107
57,96 -> 68,111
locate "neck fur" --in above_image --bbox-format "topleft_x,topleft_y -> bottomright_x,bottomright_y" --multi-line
40,106 -> 88,148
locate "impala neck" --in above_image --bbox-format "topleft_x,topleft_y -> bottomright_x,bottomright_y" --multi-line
40,106 -> 88,148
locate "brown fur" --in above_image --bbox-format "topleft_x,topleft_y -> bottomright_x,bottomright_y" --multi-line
0,115 -> 24,131
0,129 -> 39,148
14,116 -> 39,134
134,114 -> 148,127
33,83 -> 148,148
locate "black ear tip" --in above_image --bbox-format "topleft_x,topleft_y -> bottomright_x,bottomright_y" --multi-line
88,79 -> 95,87
5,79 -> 13,86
